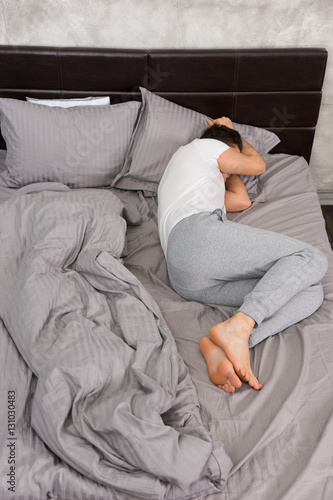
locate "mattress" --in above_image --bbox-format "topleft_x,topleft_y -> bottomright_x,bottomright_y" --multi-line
121,151 -> 333,499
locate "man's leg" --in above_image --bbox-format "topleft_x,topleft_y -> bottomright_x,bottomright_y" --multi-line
168,214 -> 327,334
167,213 -> 328,390
201,219 -> 327,389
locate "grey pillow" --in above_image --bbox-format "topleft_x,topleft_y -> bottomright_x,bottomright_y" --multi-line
112,87 -> 280,195
0,98 -> 141,188
232,121 -> 280,156
112,88 -> 208,192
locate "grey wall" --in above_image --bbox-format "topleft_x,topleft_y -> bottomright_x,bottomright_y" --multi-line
0,0 -> 332,196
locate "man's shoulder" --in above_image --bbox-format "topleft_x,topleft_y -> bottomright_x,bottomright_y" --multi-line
193,138 -> 229,165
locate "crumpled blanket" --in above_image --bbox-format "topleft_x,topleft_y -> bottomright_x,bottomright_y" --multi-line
0,183 -> 232,499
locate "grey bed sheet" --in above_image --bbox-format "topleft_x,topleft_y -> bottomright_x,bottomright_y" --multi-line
120,153 -> 333,500
0,151 -> 332,500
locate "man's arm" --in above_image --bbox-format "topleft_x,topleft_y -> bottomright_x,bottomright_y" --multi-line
224,174 -> 252,213
207,117 -> 266,176
219,139 -> 266,176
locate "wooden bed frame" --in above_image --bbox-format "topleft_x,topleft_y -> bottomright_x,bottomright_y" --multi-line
0,45 -> 328,162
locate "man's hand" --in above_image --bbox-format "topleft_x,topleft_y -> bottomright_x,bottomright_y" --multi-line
206,116 -> 234,129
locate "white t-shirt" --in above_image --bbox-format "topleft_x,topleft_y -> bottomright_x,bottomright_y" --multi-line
158,138 -> 229,254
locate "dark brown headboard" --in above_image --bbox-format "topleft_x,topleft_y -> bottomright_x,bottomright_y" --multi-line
0,45 -> 328,162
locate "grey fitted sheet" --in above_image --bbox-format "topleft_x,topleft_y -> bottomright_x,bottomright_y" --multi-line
121,152 -> 333,500
0,151 -> 332,500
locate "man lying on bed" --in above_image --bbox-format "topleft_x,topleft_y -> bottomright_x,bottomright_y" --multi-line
158,117 -> 328,393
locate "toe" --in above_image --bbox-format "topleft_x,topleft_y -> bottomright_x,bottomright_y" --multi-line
218,383 -> 235,393
235,366 -> 250,383
249,376 -> 263,390
227,369 -> 242,389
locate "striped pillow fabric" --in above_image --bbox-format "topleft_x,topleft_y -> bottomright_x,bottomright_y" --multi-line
0,98 -> 140,188
112,87 -> 280,194
112,88 -> 208,193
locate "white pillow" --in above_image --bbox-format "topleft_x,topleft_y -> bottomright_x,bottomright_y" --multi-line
26,96 -> 110,107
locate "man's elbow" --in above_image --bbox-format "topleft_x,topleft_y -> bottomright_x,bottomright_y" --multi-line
243,198 -> 252,210
245,156 -> 266,175
238,197 -> 252,212
255,157 -> 266,175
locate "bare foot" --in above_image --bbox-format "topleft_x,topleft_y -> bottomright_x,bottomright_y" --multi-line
210,313 -> 263,390
200,337 -> 242,393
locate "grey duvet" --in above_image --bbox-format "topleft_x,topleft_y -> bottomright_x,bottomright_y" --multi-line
0,184 -> 231,499
0,152 -> 333,500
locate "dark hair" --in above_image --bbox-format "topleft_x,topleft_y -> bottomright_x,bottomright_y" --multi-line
200,124 -> 243,152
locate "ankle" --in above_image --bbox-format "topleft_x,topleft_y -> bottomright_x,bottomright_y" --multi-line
229,312 -> 255,338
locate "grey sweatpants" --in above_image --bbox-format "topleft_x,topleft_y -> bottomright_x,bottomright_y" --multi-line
166,211 -> 328,347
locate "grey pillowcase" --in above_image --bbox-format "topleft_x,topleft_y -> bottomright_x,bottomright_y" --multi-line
112,87 -> 280,196
0,98 -> 141,188
232,121 -> 280,157
112,87 -> 208,192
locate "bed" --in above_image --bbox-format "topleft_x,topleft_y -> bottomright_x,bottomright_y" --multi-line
0,46 -> 331,500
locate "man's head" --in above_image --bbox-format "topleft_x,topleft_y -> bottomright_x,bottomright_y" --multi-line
200,124 -> 243,152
